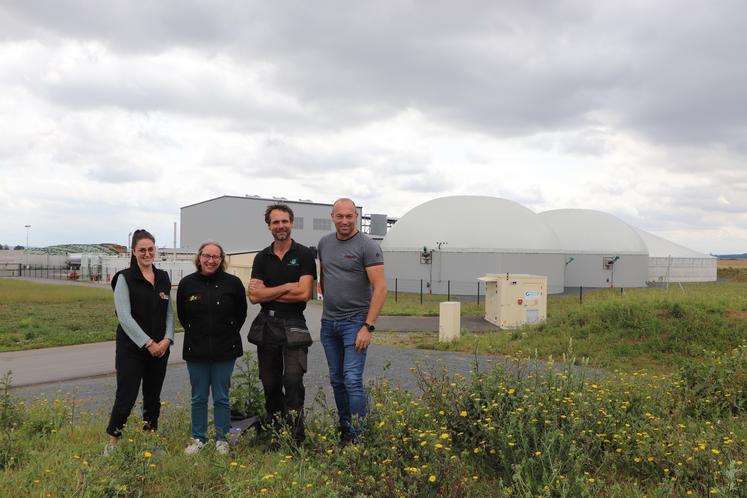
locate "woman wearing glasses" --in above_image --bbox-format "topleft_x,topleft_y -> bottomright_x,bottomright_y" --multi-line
105,229 -> 174,455
177,241 -> 247,455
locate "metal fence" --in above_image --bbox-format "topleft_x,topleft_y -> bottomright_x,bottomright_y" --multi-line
0,264 -> 193,286
386,277 -> 485,304
4,265 -> 484,302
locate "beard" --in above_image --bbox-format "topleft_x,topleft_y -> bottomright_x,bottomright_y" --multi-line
273,229 -> 290,241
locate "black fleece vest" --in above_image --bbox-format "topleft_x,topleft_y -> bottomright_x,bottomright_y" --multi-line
112,265 -> 171,348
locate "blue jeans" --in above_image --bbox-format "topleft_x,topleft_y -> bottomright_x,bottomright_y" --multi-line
187,359 -> 236,442
320,314 -> 368,437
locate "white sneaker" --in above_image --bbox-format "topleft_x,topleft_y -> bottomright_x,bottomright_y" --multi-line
184,438 -> 205,455
215,440 -> 229,455
103,442 -> 117,457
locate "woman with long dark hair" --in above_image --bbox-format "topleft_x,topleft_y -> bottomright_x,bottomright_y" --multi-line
177,241 -> 247,455
105,229 -> 174,455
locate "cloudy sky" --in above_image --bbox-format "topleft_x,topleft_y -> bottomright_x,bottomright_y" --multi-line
1,1 -> 746,254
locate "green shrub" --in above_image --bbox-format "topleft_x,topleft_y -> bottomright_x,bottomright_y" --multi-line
677,343 -> 747,418
0,372 -> 24,469
414,356 -> 746,497
230,354 -> 266,421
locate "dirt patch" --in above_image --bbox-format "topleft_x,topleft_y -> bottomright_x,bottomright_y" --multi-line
718,259 -> 747,268
727,310 -> 747,319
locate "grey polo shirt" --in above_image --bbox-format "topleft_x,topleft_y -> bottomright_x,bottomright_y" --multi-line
318,231 -> 384,320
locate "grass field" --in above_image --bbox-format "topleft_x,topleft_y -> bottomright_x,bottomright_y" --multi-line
377,276 -> 747,374
0,280 -> 117,352
381,290 -> 484,316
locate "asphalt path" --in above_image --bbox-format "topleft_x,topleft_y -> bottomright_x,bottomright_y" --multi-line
4,297 -> 529,415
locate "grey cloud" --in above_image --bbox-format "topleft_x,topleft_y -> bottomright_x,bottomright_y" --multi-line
87,163 -> 153,183
626,181 -> 747,234
3,1 -> 745,150
241,136 -> 435,181
0,1 -> 230,53
399,173 -> 451,193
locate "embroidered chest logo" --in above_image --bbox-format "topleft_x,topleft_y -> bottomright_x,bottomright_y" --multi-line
159,292 -> 169,300
287,258 -> 300,267
187,294 -> 202,302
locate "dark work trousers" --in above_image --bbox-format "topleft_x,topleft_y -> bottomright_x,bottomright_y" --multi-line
256,318 -> 308,442
106,344 -> 170,437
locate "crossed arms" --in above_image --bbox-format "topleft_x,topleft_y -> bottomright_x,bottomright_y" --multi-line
247,275 -> 314,304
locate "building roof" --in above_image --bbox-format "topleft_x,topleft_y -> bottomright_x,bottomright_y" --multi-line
181,195 -> 336,210
539,209 -> 648,255
381,196 -> 562,253
634,228 -> 715,259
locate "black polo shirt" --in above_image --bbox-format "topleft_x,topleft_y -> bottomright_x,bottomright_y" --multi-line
251,239 -> 317,315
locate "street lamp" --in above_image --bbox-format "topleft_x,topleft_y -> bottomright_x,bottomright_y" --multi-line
24,225 -> 31,269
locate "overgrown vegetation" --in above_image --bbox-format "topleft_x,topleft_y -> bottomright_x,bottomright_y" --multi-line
1,349 -> 745,497
718,266 -> 747,282
382,281 -> 747,373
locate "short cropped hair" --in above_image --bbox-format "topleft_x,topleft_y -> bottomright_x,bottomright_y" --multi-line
332,197 -> 357,213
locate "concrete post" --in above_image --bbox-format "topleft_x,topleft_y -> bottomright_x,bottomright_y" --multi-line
439,301 -> 461,342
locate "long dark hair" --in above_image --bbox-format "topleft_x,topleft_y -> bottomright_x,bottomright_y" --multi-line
130,229 -> 156,268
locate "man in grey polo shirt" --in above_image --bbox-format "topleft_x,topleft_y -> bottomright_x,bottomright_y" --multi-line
318,198 -> 388,443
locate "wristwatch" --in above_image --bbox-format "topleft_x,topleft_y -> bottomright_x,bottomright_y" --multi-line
364,322 -> 375,332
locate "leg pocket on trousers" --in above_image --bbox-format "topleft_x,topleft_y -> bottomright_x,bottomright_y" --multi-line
284,319 -> 313,348
299,349 -> 308,373
286,347 -> 308,375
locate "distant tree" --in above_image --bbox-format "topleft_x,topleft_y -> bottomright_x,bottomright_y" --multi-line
0,244 -> 7,250
13,245 -> 24,250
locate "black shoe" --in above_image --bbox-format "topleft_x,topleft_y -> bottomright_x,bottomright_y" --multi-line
340,431 -> 356,446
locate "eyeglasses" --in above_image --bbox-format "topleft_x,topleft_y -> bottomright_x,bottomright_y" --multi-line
137,247 -> 156,254
200,254 -> 222,261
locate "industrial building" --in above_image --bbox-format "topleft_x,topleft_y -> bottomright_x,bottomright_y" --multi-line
538,209 -> 649,288
380,195 -> 716,294
380,196 -> 566,294
634,228 -> 717,283
180,195 -> 363,253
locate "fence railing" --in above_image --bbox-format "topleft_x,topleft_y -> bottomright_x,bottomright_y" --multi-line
386,277 -> 485,304
0,264 -> 193,286
4,266 -> 622,306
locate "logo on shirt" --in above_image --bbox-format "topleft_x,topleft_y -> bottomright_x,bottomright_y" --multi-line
288,258 -> 300,267
159,292 -> 169,300
187,293 -> 202,302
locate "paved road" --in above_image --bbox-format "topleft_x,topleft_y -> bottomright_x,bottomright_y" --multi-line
2,299 -> 497,388
13,344 -> 521,418
4,298 -> 526,416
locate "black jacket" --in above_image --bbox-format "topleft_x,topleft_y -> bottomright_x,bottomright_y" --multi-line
177,268 -> 247,362
111,265 -> 172,351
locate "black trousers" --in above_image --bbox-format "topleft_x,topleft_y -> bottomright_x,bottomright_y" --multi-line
256,318 -> 308,441
106,343 -> 169,437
